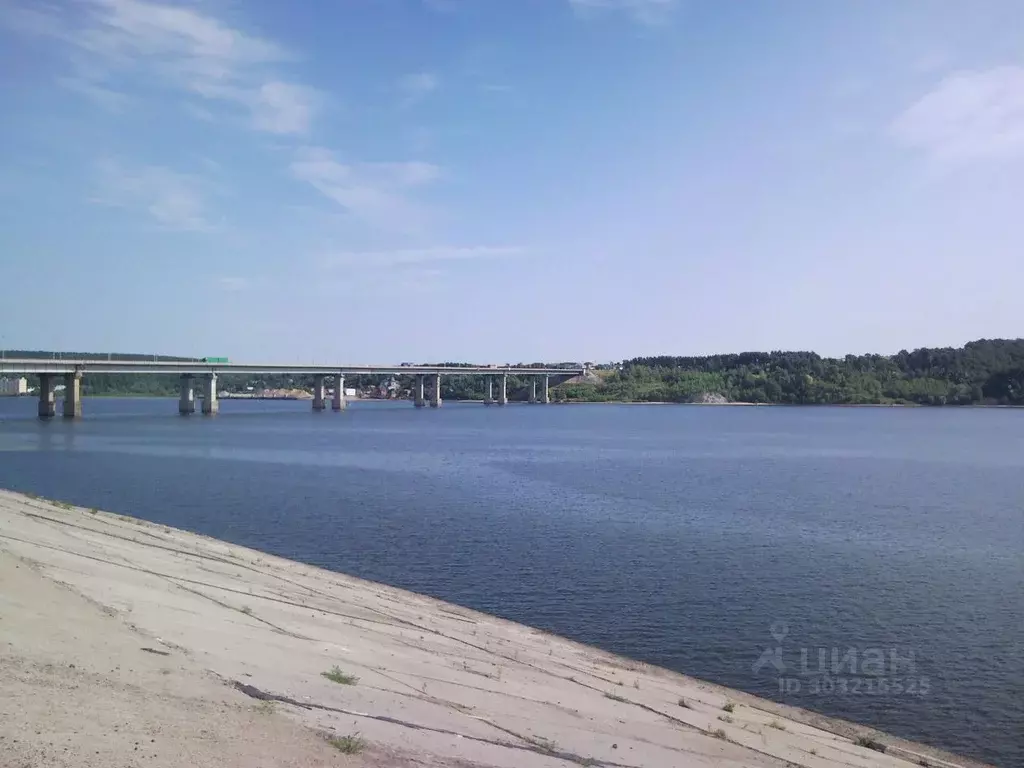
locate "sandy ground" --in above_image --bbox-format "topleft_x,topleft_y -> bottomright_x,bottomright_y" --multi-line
0,490 -> 990,768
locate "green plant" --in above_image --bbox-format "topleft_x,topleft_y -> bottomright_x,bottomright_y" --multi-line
239,606 -> 253,615
321,666 -> 359,685
254,700 -> 276,714
88,508 -> 99,514
718,715 -> 733,724
712,728 -> 727,739
854,736 -> 886,753
722,702 -> 735,713
604,692 -> 627,702
768,720 -> 786,731
326,733 -> 365,754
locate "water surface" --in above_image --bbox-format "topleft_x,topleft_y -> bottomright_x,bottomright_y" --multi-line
0,398 -> 1020,766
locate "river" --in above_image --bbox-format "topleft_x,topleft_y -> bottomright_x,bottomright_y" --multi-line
0,398 -> 1020,766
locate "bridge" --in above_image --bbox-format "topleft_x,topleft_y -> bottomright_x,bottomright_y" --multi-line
0,359 -> 587,419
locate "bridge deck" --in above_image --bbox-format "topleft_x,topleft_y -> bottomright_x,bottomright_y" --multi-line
0,359 -> 585,377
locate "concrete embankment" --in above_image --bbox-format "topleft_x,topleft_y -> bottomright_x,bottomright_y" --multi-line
0,490 -> 988,768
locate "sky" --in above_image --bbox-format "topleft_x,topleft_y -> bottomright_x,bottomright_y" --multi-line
1,0 -> 1023,364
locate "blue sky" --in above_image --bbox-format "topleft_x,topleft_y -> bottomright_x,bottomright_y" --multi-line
1,0 -> 1022,363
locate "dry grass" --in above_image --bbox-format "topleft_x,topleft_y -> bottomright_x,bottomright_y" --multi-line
322,666 -> 359,685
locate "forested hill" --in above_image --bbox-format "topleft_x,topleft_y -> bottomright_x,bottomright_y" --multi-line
563,338 -> 1024,405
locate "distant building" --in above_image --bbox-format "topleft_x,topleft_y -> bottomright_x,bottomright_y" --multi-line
0,377 -> 28,396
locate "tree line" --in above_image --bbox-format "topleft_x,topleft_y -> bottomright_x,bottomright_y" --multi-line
569,339 -> 1024,405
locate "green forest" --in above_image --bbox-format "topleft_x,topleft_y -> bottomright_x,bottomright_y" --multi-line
5,339 -> 1024,405
568,338 -> 1024,405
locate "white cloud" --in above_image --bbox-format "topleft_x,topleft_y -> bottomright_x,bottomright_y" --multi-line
92,160 -> 212,231
892,66 -> 1024,164
398,71 -> 438,107
322,246 -> 525,268
290,147 -> 441,230
6,0 -> 317,135
568,0 -> 676,25
255,82 -> 318,134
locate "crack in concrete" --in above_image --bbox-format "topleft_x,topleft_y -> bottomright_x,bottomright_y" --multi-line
230,680 -> 637,768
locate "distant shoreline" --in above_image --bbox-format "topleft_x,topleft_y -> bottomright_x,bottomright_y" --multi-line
10,393 -> 1022,408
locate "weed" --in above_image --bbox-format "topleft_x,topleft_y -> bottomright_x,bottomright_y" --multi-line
854,736 -> 886,753
604,692 -> 627,703
321,666 -> 359,685
718,715 -> 734,724
768,720 -> 786,731
239,606 -> 253,615
722,702 -> 735,713
326,733 -> 365,754
56,501 -> 73,511
88,508 -> 99,514
712,728 -> 727,739
530,736 -> 557,754
633,679 -> 640,689
810,749 -> 817,756
254,700 -> 276,715
918,760 -> 930,767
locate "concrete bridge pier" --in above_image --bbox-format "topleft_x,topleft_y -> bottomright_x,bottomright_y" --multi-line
484,376 -> 494,405
332,375 -> 346,411
541,375 -> 550,404
497,374 -> 508,406
62,372 -> 82,418
429,374 -> 442,408
414,375 -> 426,407
312,375 -> 326,411
37,374 -> 56,419
179,375 -> 195,415
529,379 -> 537,404
201,374 -> 218,415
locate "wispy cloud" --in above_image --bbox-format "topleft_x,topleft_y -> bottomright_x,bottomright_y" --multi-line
398,71 -> 438,107
892,66 -> 1024,164
57,75 -> 129,111
322,245 -> 525,268
217,276 -> 251,292
568,0 -> 676,26
5,0 -> 318,135
290,147 -> 441,231
92,159 -> 212,231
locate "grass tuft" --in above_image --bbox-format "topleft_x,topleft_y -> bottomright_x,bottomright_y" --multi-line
854,736 -> 886,753
326,733 -> 365,754
321,666 -> 359,685
712,728 -> 727,739
768,720 -> 786,731
604,692 -> 627,703
722,702 -> 735,712
718,715 -> 734,724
